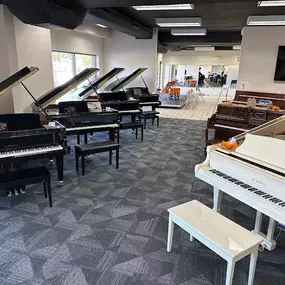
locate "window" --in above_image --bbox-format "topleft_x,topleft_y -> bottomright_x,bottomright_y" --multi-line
51,51 -> 98,102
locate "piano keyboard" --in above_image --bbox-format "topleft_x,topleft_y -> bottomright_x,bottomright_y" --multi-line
214,124 -> 247,132
66,123 -> 119,132
0,144 -> 63,159
208,168 -> 285,211
118,110 -> 140,114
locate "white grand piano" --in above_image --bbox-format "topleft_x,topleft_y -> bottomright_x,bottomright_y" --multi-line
195,114 -> 285,251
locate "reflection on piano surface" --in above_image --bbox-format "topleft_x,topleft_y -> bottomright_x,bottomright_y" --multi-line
196,114 -> 285,251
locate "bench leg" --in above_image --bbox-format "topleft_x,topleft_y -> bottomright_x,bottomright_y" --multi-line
213,187 -> 223,213
109,150 -> 112,165
225,259 -> 235,285
136,127 -> 138,140
144,118 -> 146,129
47,178 -> 52,207
167,214 -> 174,252
82,155 -> 85,176
75,153 -> 79,172
141,126 -> 143,142
248,248 -> 258,285
116,148 -> 119,169
157,116 -> 159,127
43,181 -> 47,198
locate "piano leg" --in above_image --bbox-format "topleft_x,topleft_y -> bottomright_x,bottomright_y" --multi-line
55,153 -> 64,186
252,211 -> 277,251
213,187 -> 223,213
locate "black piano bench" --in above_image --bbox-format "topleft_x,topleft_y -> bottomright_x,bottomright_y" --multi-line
75,140 -> 120,176
139,111 -> 160,129
0,167 -> 52,207
120,122 -> 144,142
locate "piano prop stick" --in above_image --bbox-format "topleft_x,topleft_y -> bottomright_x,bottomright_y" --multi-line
196,114 -> 285,251
78,67 -> 125,99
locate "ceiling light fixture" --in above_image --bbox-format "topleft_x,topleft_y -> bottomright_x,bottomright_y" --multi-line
258,1 -> 285,6
194,46 -> 214,51
96,24 -> 107,28
171,28 -> 206,36
156,17 -> 202,27
133,4 -> 194,10
233,45 -> 241,50
247,15 -> 285,25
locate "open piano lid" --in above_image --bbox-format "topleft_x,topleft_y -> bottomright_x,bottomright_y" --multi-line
104,68 -> 148,92
0,67 -> 39,96
36,68 -> 99,109
217,114 -> 285,175
78,68 -> 125,99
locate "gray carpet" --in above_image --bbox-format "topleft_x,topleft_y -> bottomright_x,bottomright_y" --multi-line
0,118 -> 284,285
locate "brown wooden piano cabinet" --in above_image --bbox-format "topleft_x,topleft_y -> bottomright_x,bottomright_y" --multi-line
205,90 -> 285,149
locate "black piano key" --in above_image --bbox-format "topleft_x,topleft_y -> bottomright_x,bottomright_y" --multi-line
263,194 -> 273,199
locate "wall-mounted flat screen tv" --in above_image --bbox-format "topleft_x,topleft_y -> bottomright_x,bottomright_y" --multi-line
274,46 -> 285,81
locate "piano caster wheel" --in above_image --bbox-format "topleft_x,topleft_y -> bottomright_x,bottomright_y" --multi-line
259,244 -> 265,252
58,181 -> 64,187
50,159 -> 55,165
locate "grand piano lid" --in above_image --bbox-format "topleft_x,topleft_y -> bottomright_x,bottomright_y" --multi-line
78,67 -> 125,99
36,68 -> 99,109
235,134 -> 285,175
104,68 -> 148,92
0,67 -> 39,96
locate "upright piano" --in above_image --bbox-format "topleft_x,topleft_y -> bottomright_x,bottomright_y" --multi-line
32,68 -> 120,145
0,67 -> 65,185
196,114 -> 285,251
205,101 -> 285,147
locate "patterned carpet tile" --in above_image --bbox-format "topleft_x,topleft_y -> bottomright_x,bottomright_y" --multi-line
0,118 -> 284,285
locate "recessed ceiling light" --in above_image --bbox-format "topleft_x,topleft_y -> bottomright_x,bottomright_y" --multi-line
96,24 -> 107,28
156,17 -> 202,27
233,45 -> 241,50
133,4 -> 194,10
171,28 -> 206,36
247,15 -> 285,25
194,46 -> 214,51
258,1 -> 285,6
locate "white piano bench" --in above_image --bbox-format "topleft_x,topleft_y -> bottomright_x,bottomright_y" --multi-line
167,200 -> 263,285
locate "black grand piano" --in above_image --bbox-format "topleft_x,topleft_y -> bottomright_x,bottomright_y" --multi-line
0,67 -> 65,186
32,68 -> 120,146
102,68 -> 161,111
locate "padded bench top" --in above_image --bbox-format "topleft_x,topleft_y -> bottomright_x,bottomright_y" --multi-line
141,111 -> 159,116
168,200 -> 263,258
0,166 -> 50,184
75,140 -> 119,152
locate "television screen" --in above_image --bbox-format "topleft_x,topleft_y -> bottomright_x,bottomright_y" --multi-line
274,46 -> 285,81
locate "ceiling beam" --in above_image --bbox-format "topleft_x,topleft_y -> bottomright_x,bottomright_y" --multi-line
77,0 -> 254,8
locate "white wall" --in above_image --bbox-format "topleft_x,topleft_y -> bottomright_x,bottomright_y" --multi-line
163,50 -> 241,66
238,26 -> 285,93
0,6 -> 14,113
13,18 -> 54,113
51,29 -> 105,74
103,30 -> 158,92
